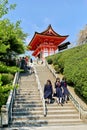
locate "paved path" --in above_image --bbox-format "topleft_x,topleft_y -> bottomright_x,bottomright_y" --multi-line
1,124 -> 87,130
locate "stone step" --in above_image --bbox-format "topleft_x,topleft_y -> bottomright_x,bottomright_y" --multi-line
19,80 -> 37,83
12,113 -> 80,120
16,93 -> 40,96
20,82 -> 36,84
20,77 -> 36,80
20,79 -> 36,81
19,89 -> 38,91
20,85 -> 37,87
14,101 -> 42,104
14,102 -> 74,107
17,89 -> 38,91
46,105 -> 76,110
12,110 -> 78,116
20,74 -> 35,78
20,78 -> 36,81
16,92 -> 39,95
14,99 -> 41,102
13,103 -> 77,111
15,94 -> 41,99
17,90 -> 39,92
13,103 -> 74,111
15,94 -> 41,100
19,83 -> 37,85
46,109 -> 78,113
20,86 -> 38,91
46,102 -> 74,107
20,83 -> 36,85
15,95 -> 40,98
17,91 -> 39,93
16,93 -> 39,96
15,97 -> 41,101
20,80 -> 36,82
13,104 -> 42,108
12,110 -> 43,115
13,107 -> 43,112
46,111 -> 78,115
11,118 -> 83,127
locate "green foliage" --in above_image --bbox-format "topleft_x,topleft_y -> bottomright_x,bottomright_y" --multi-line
1,73 -> 13,85
0,88 -> 7,109
0,0 -> 16,18
0,74 -> 12,109
0,84 -> 13,109
0,19 -> 28,62
46,57 -> 53,64
0,62 -> 20,74
47,44 -> 87,102
0,74 -> 2,86
0,0 -> 28,110
54,64 -> 61,73
0,18 -> 27,62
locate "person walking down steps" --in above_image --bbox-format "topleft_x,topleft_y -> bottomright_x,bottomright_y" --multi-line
61,77 -> 69,103
44,80 -> 53,104
55,78 -> 63,106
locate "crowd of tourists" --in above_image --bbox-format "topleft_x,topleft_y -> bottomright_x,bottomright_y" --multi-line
44,77 -> 69,106
16,56 -> 34,73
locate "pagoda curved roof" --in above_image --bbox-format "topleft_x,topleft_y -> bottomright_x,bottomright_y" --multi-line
40,24 -> 67,36
28,25 -> 69,50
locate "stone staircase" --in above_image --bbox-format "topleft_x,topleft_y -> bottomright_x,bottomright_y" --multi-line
34,64 -> 84,125
11,72 -> 44,127
11,64 -> 84,128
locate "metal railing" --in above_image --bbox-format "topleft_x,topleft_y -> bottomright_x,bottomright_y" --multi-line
69,92 -> 87,118
33,66 -> 46,116
45,60 -> 57,78
69,94 -> 81,119
1,72 -> 19,126
45,61 -> 87,120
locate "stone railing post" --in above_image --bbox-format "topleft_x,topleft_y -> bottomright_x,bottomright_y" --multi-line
1,72 -> 19,127
1,105 -> 8,126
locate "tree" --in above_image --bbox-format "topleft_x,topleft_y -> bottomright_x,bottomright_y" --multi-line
0,0 -> 16,18
0,19 -> 28,64
0,1 -> 28,63
77,25 -> 87,45
0,0 -> 28,109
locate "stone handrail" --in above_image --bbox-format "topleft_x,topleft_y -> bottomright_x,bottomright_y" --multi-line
1,72 -> 19,126
46,61 -> 87,121
34,66 -> 46,116
69,92 -> 87,121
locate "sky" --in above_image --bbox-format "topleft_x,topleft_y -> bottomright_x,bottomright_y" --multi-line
4,0 -> 87,57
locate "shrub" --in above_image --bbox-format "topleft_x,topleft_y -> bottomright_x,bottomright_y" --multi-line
0,62 -> 20,74
0,84 -> 13,110
47,58 -> 53,64
0,63 -> 19,110
54,64 -> 61,73
46,44 -> 87,102
1,73 -> 14,85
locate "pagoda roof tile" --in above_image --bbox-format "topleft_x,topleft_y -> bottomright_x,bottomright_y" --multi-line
28,25 -> 69,50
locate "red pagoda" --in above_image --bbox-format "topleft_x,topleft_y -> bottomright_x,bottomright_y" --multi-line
28,25 -> 69,61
